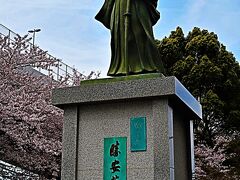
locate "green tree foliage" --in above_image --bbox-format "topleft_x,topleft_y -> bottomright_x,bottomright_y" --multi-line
156,27 -> 240,176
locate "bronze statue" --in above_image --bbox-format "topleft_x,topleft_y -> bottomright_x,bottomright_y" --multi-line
96,0 -> 164,76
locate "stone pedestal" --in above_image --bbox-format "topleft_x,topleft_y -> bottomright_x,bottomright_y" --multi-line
53,74 -> 202,180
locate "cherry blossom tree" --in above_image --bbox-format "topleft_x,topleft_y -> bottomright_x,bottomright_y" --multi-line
0,34 -> 99,179
0,34 -> 63,179
195,135 -> 239,179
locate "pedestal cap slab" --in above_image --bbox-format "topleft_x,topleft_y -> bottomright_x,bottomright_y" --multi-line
53,74 -> 202,119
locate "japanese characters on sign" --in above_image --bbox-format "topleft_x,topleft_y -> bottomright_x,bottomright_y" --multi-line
104,137 -> 127,180
130,117 -> 147,151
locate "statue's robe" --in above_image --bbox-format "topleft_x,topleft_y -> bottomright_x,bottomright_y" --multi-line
96,0 -> 164,76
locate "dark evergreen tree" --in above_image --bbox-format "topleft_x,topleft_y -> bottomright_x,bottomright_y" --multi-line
157,27 -> 240,177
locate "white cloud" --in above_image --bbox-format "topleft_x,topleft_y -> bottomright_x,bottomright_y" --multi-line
182,0 -> 240,60
0,0 -> 108,74
0,0 -> 100,10
185,0 -> 207,25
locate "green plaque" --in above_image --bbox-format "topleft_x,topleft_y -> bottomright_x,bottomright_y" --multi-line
130,117 -> 147,151
104,137 -> 127,180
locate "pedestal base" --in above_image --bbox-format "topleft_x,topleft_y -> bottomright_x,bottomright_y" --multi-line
53,75 -> 202,180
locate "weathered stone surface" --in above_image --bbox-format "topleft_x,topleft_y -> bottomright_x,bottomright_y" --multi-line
53,76 -> 202,180
53,75 -> 201,119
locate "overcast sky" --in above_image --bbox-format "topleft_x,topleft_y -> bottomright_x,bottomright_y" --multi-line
0,0 -> 239,77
